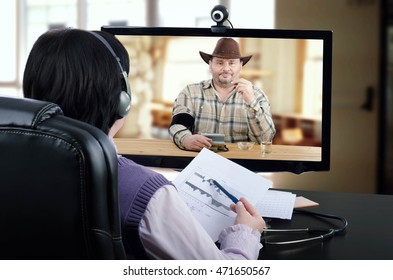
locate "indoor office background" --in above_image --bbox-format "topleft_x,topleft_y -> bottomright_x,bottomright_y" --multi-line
1,0 -> 391,195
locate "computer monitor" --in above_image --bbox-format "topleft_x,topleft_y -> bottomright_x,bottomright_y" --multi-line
101,26 -> 332,174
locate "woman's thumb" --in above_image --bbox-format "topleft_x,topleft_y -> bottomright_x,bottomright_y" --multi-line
236,200 -> 245,213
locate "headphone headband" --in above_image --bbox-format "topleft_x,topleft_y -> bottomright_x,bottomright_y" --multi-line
89,31 -> 131,117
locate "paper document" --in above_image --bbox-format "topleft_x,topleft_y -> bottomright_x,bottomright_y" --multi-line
255,190 -> 296,219
172,148 -> 295,241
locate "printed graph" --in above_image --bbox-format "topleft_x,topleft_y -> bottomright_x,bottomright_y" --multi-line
177,169 -> 244,218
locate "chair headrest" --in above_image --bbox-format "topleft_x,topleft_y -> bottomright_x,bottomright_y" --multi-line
0,96 -> 63,129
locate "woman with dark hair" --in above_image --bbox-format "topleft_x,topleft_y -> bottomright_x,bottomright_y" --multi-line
23,29 -> 127,133
23,28 -> 265,260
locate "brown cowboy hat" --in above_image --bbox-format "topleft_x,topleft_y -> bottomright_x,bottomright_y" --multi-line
199,37 -> 253,66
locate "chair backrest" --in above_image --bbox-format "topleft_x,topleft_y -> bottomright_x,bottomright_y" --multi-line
0,96 -> 126,259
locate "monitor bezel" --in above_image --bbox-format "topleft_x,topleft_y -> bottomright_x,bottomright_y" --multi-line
101,26 -> 332,174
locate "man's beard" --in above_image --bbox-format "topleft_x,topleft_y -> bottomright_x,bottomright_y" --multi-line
217,73 -> 233,87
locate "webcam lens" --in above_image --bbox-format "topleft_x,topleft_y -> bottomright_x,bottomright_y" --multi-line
212,11 -> 224,22
214,12 -> 222,20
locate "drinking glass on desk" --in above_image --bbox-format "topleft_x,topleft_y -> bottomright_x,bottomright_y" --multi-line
261,141 -> 272,154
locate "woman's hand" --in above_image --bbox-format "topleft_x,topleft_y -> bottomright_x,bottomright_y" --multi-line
230,197 -> 265,233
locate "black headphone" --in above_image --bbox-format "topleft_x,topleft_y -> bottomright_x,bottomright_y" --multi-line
89,31 -> 132,117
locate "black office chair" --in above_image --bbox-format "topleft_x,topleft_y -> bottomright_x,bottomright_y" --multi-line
0,96 -> 126,259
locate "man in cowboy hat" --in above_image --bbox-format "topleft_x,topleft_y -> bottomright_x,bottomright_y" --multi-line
169,37 -> 276,151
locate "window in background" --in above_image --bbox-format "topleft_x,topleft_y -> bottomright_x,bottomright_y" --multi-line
0,1 -> 17,97
25,0 -> 78,54
24,0 -> 147,57
86,0 -> 146,29
158,0 -> 219,27
230,0 -> 275,28
18,0 -> 78,98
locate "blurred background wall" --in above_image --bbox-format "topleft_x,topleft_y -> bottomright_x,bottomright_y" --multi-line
1,0 -> 391,195
272,0 -> 381,194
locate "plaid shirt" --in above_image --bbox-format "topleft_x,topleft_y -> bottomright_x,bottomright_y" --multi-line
169,79 -> 276,148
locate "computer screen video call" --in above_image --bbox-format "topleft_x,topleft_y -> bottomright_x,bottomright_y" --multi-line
105,26 -> 332,173
122,35 -> 323,139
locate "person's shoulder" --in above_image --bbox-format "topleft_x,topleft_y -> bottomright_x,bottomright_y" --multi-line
179,80 -> 208,95
187,80 -> 212,93
186,79 -> 211,89
178,80 -> 212,98
201,79 -> 213,89
118,156 -> 172,184
118,155 -> 146,172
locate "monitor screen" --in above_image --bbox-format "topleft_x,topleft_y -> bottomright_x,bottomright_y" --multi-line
101,26 -> 332,174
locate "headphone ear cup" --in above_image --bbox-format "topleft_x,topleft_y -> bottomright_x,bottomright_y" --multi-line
118,90 -> 131,117
118,70 -> 132,117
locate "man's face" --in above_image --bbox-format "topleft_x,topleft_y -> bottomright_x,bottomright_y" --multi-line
209,57 -> 243,88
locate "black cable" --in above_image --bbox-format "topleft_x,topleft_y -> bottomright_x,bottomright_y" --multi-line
226,19 -> 234,28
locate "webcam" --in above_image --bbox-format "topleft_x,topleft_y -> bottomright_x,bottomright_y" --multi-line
210,5 -> 230,33
211,5 -> 229,24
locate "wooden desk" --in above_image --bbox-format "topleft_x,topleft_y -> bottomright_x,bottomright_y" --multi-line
114,138 -> 321,162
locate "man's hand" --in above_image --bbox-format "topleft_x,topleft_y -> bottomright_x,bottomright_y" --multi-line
182,134 -> 212,151
232,78 -> 255,106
